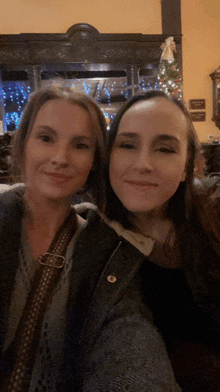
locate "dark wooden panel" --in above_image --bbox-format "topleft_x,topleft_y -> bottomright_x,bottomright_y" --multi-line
161,0 -> 182,35
0,23 -> 182,67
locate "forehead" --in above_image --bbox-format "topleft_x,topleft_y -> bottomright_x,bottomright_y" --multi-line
118,98 -> 188,140
35,99 -> 90,122
29,99 -> 95,138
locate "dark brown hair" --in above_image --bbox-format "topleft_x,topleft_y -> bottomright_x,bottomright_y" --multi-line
11,80 -> 107,210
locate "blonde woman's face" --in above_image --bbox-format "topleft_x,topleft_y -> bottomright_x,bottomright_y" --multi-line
24,99 -> 96,203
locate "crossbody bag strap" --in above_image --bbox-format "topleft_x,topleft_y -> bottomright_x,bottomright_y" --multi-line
1,209 -> 77,392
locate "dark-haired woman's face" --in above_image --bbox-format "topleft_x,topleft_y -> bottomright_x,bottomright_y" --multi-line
109,98 -> 188,219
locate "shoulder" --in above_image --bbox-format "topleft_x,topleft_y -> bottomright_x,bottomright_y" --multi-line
193,176 -> 220,197
193,176 -> 220,219
181,177 -> 220,306
0,184 -> 25,228
0,183 -> 25,205
0,185 -> 24,268
74,201 -> 98,219
75,206 -> 120,250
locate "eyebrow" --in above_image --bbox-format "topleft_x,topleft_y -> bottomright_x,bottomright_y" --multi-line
117,132 -> 180,144
37,125 -> 56,135
153,134 -> 180,144
116,132 -> 138,138
37,126 -> 95,141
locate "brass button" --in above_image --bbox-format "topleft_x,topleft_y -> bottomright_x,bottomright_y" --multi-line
107,275 -> 117,283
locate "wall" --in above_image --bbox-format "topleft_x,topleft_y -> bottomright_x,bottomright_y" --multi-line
0,0 -> 161,34
181,0 -> 220,142
1,0 -> 220,142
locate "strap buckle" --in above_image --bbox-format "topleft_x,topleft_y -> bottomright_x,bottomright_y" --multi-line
39,252 -> 65,269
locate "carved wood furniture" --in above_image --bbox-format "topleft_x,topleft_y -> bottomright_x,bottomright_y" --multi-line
0,23 -> 182,94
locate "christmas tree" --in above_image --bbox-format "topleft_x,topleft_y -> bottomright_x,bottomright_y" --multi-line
158,37 -> 183,100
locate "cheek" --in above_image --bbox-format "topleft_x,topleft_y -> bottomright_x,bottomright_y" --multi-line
161,151 -> 187,178
109,150 -> 126,178
73,151 -> 95,174
160,166 -> 186,200
161,168 -> 185,192
24,141 -> 43,166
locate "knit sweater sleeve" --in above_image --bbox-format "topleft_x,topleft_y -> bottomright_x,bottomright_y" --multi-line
80,272 -> 181,392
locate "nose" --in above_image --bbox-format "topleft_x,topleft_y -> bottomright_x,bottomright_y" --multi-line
50,144 -> 70,167
133,150 -> 153,172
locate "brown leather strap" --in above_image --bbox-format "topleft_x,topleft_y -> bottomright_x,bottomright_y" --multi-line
2,209 -> 77,392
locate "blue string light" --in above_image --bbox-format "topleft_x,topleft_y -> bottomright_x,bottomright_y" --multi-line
1,77 -> 158,132
1,81 -> 30,131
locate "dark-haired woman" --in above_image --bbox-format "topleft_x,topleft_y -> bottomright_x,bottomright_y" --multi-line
0,83 -> 180,392
104,90 -> 220,391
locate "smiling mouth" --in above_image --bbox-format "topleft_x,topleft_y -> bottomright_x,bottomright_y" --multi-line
45,172 -> 73,181
125,180 -> 158,187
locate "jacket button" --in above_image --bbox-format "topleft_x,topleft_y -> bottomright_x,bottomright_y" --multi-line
107,275 -> 117,283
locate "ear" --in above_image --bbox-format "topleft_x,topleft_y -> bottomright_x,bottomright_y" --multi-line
181,170 -> 186,182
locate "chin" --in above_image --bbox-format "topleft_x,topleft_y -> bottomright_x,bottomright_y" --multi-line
124,204 -> 154,214
31,185 -> 73,203
123,200 -> 164,215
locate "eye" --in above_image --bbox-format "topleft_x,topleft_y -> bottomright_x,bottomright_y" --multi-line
75,143 -> 90,149
39,134 -> 53,143
156,147 -> 176,154
119,142 -> 136,150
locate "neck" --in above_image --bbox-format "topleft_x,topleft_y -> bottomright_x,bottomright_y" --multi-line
130,209 -> 173,244
130,206 -> 166,233
23,190 -> 75,257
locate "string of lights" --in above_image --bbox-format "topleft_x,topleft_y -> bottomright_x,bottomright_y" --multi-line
0,77 -> 160,132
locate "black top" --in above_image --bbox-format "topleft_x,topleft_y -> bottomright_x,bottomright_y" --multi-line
143,260 -> 212,346
143,260 -> 220,392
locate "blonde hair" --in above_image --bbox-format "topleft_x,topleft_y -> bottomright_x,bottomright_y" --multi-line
11,80 -> 107,210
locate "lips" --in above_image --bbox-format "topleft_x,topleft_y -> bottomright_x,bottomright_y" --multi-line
125,180 -> 158,187
44,172 -> 73,183
45,172 -> 72,179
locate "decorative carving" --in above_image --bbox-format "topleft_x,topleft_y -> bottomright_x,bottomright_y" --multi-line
136,47 -> 161,61
70,31 -> 96,45
0,48 -> 28,63
33,46 -> 71,62
70,32 -> 98,62
66,23 -> 99,41
0,23 -> 182,113
0,24 -> 182,69
99,47 -> 132,62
